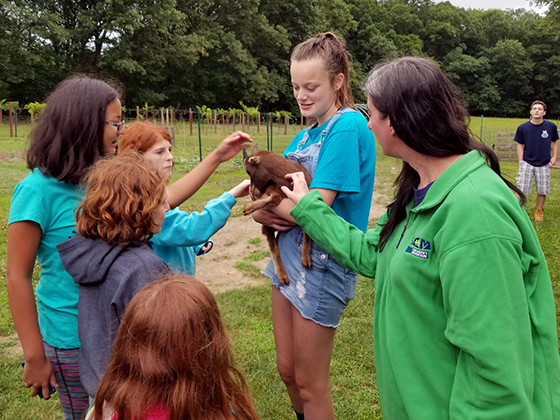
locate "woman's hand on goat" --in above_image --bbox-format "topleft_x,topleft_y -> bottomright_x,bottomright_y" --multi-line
282,172 -> 310,204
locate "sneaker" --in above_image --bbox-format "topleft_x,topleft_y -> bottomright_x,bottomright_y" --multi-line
535,208 -> 544,222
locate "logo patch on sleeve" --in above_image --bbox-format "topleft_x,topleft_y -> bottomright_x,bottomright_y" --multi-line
405,237 -> 431,259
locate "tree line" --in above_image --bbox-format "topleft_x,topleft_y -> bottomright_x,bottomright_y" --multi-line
1,0 -> 559,117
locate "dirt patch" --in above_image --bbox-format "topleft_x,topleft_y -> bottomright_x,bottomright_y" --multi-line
195,192 -> 390,293
0,334 -> 23,356
0,150 -> 26,163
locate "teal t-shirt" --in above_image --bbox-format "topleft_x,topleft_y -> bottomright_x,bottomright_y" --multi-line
284,111 -> 376,232
8,169 -> 83,349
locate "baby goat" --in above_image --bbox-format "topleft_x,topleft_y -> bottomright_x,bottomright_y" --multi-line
243,144 -> 313,286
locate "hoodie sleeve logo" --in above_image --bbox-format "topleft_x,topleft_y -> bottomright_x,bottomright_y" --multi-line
405,237 -> 431,259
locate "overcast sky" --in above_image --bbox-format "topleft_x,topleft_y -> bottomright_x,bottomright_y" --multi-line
436,0 -> 548,13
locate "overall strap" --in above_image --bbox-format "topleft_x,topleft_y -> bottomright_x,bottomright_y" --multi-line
297,107 -> 357,151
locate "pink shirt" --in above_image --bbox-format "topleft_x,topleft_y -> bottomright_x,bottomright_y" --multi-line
87,405 -> 169,420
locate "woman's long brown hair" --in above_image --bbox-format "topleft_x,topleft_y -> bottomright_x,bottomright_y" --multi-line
94,275 -> 259,420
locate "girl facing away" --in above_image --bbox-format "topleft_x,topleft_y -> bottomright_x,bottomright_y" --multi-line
282,57 -> 560,419
251,33 -> 376,420
57,152 -> 171,398
86,275 -> 259,420
118,121 -> 250,274
6,75 -> 250,418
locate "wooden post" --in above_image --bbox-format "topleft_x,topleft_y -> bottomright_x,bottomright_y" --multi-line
222,113 -> 225,133
242,113 -> 245,132
233,110 -> 236,131
285,115 -> 288,134
30,109 -> 34,125
136,106 -> 140,120
278,114 -> 281,131
161,108 -> 165,127
166,108 -> 169,126
214,109 -> 217,134
170,107 -> 174,125
226,111 -> 229,131
9,102 -> 13,138
257,112 -> 260,133
168,126 -> 175,146
189,109 -> 193,135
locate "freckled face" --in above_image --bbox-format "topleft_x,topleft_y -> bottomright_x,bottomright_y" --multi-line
103,99 -> 123,155
291,58 -> 343,126
153,193 -> 170,233
144,139 -> 174,180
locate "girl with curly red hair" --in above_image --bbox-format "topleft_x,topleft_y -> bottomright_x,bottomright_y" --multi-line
57,152 -> 171,398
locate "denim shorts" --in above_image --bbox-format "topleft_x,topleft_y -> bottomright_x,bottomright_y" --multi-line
262,227 -> 357,328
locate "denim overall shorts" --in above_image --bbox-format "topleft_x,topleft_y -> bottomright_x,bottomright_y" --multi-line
262,108 -> 358,328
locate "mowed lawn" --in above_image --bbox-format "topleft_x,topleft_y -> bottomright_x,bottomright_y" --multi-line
0,117 -> 558,419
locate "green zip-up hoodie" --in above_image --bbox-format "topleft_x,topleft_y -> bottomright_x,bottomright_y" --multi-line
291,150 -> 560,420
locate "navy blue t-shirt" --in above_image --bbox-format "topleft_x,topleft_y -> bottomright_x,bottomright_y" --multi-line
414,182 -> 434,208
514,120 -> 559,166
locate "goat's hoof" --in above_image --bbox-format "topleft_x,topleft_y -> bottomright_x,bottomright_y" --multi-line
278,271 -> 290,286
302,254 -> 313,270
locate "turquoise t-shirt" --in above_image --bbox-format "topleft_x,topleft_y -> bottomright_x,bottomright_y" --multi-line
284,111 -> 376,232
8,169 -> 83,349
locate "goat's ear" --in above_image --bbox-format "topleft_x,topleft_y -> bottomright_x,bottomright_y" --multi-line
248,156 -> 261,164
243,145 -> 248,160
251,143 -> 259,155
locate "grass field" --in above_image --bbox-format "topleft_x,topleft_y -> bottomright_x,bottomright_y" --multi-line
0,117 -> 558,419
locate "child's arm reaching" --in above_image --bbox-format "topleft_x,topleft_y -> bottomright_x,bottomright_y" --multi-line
228,179 -> 251,198
167,132 -> 252,208
151,180 -> 251,248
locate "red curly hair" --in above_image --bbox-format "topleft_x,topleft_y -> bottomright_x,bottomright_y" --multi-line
75,152 -> 167,246
118,121 -> 172,154
93,275 -> 259,420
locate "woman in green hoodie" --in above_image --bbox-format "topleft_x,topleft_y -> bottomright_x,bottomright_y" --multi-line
281,57 -> 560,420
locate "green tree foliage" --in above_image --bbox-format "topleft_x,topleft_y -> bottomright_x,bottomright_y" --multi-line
0,0 -> 558,116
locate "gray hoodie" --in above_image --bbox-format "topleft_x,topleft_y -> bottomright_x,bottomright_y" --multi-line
57,234 -> 170,397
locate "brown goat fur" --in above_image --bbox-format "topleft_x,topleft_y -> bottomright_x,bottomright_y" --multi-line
242,144 -> 313,286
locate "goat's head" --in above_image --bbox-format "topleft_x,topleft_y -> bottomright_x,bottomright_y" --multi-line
242,143 -> 260,176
